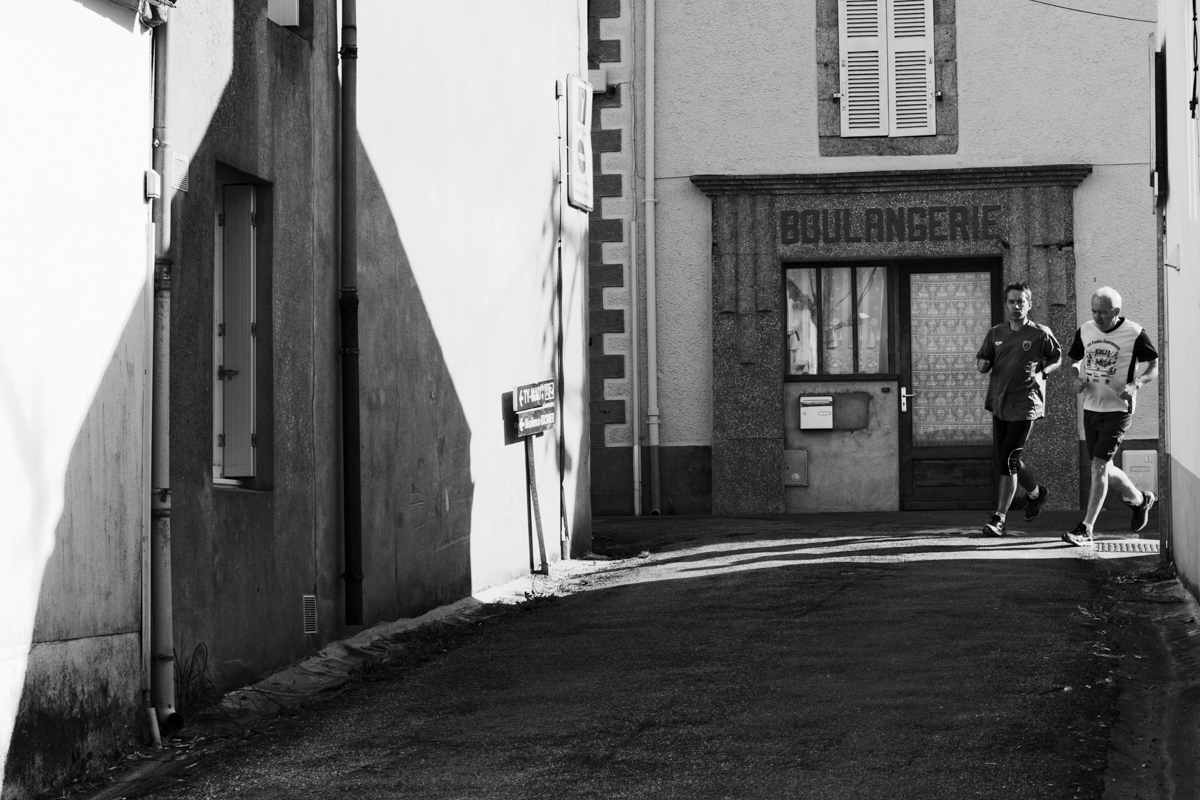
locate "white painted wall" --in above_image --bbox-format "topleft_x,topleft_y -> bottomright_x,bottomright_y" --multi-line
0,0 -> 151,791
1159,0 -> 1200,593
356,1 -> 590,591
619,0 -> 1159,449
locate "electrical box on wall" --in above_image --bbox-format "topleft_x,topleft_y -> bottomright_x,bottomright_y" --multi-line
783,450 -> 809,486
799,396 -> 833,430
1122,450 -> 1158,497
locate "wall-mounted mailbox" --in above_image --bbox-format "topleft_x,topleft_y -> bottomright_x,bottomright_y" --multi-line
783,450 -> 809,486
799,395 -> 834,430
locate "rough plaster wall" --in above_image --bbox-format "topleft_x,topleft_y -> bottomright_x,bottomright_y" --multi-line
1073,165 -> 1160,440
356,2 -> 590,591
0,1 -> 150,795
642,0 -> 1156,450
3,635 -> 142,800
655,0 -> 816,174
166,0 -> 335,693
655,180 -> 713,445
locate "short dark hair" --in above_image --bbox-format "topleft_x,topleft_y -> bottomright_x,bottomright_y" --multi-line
1003,282 -> 1032,301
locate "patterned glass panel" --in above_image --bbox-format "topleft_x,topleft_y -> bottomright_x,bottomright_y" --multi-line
822,267 -> 854,374
909,272 -> 992,447
786,268 -> 818,375
857,266 -> 888,373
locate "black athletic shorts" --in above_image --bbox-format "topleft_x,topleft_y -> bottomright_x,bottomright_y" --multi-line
1083,409 -> 1132,463
993,417 -> 1034,476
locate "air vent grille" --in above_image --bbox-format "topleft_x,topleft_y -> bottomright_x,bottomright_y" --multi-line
171,153 -> 189,192
302,594 -> 318,634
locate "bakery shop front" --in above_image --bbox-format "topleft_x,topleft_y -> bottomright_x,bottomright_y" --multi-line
692,165 -> 1091,514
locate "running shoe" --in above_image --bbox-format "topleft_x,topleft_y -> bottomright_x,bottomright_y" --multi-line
1062,522 -> 1093,547
983,515 -> 1006,537
1023,484 -> 1049,522
1127,490 -> 1156,533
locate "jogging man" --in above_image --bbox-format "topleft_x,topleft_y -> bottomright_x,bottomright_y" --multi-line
1062,287 -> 1159,546
976,282 -> 1063,536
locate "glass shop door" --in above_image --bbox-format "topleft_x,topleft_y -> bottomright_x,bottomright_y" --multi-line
898,262 -> 1002,510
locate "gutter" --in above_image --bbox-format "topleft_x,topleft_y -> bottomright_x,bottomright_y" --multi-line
339,0 -> 364,625
147,0 -> 182,734
643,0 -> 661,515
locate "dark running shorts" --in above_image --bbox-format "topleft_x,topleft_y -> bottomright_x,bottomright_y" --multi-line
1084,409 -> 1133,463
992,417 -> 1034,476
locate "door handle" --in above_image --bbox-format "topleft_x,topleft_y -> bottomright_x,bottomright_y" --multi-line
218,366 -> 240,380
900,387 -> 917,412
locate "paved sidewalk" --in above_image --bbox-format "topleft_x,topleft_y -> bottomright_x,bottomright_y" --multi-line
73,512 -> 1197,800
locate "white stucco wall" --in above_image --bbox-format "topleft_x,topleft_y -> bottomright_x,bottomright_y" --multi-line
618,0 -> 1158,449
356,1 -> 590,592
0,0 -> 152,792
1159,0 -> 1200,595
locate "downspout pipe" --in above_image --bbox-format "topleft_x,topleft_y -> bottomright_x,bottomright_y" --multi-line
643,0 -> 662,515
339,0 -> 364,625
149,7 -> 183,733
630,220 -> 642,515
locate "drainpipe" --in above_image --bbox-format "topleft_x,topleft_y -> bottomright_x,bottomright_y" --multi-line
630,220 -> 642,515
643,0 -> 662,515
148,5 -> 183,734
339,0 -> 364,625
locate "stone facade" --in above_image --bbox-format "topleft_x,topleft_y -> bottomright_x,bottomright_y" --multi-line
694,165 -> 1091,515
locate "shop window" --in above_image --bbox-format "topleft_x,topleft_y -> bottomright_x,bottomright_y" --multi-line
786,266 -> 890,376
214,183 -> 259,481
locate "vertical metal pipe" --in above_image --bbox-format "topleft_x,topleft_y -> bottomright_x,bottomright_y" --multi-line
149,15 -> 182,733
340,0 -> 364,625
629,220 -> 642,515
557,242 -> 568,559
643,0 -> 662,515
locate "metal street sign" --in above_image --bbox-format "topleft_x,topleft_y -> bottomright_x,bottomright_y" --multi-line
566,73 -> 594,212
516,406 -> 557,437
513,379 -> 556,412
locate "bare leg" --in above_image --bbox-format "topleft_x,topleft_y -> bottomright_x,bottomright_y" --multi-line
995,473 -> 1018,516
1084,458 -> 1145,528
1106,463 -> 1145,506
1083,459 -> 1108,528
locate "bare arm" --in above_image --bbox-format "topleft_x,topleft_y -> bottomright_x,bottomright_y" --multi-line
1063,355 -> 1086,394
1119,358 -> 1159,401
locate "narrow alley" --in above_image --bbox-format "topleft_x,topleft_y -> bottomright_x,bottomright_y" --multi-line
75,513 -> 1198,800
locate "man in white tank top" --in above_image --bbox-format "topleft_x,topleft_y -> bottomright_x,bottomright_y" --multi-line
1062,287 -> 1159,546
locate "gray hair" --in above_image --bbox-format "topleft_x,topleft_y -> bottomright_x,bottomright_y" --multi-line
1093,286 -> 1122,310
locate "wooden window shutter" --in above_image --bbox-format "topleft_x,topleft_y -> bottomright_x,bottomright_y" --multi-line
839,0 -> 890,137
886,0 -> 936,136
221,185 -> 256,478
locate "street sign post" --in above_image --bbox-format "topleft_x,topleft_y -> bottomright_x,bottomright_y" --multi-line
502,379 -> 558,574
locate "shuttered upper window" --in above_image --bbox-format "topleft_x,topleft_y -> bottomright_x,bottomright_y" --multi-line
839,0 -> 936,138
214,184 -> 258,481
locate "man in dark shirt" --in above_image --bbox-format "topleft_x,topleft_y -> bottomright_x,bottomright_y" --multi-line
1061,286 -> 1159,546
976,282 -> 1063,536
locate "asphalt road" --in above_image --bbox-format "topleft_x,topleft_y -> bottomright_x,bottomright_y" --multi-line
113,511 -> 1176,800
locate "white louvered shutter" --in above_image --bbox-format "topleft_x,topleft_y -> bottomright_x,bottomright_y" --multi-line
839,0 -> 889,137
887,0 -> 936,136
221,185 -> 256,478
